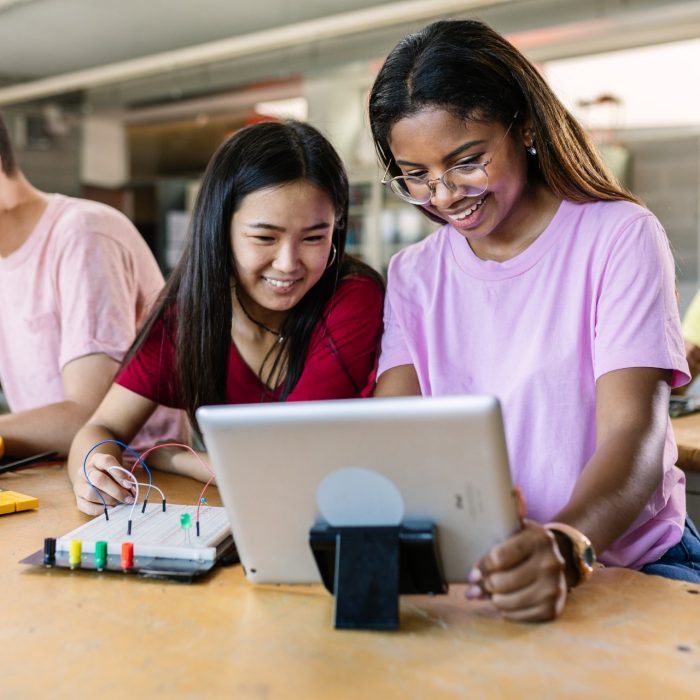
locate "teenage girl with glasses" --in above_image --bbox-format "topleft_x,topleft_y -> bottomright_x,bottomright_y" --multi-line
68,120 -> 383,516
369,19 -> 700,621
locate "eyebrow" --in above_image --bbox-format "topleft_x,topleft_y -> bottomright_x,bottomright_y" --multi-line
396,139 -> 488,167
246,222 -> 331,232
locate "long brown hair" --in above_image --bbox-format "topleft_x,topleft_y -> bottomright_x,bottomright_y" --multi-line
368,19 -> 641,222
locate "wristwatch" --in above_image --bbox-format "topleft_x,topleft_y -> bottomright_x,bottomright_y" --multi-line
545,522 -> 596,587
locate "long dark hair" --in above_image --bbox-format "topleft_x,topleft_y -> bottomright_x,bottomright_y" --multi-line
368,19 -> 640,223
124,120 -> 381,433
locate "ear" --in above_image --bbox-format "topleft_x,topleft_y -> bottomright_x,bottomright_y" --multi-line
519,118 -> 536,149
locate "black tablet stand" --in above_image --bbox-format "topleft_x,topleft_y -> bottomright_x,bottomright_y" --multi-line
309,519 -> 447,630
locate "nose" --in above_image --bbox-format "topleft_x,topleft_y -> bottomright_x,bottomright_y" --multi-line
428,177 -> 461,209
273,241 -> 300,272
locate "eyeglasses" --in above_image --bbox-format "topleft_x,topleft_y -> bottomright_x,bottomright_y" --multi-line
381,115 -> 518,206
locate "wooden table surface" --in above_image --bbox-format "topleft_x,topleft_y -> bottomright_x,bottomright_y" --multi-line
1,465 -> 699,699
673,412 -> 700,473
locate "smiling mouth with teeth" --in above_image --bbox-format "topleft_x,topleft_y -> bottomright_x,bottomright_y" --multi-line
449,195 -> 487,221
264,277 -> 297,289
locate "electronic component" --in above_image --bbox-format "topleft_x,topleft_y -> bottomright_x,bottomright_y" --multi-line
95,541 -> 108,571
43,537 -> 56,566
68,540 -> 82,569
20,440 -> 231,582
180,512 -> 192,544
121,542 -> 134,570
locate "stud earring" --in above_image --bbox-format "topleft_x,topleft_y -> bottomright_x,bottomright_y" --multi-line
527,144 -> 537,156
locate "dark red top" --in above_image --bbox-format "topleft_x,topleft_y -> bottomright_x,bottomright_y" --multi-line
115,275 -> 384,406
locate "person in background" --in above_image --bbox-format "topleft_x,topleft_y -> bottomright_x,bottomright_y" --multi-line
680,289 -> 700,387
68,120 -> 384,515
368,19 -> 700,621
0,112 -> 181,462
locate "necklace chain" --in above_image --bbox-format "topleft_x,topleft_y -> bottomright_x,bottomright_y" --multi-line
235,287 -> 284,343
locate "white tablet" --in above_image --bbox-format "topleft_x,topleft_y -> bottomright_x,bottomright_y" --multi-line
197,395 -> 519,584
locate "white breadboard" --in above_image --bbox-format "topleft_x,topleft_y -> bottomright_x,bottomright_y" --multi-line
57,503 -> 231,562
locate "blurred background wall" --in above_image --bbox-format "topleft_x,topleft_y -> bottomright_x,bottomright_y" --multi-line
1,0 -> 699,295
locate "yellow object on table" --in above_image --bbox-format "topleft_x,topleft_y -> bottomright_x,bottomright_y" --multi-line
0,489 -> 39,514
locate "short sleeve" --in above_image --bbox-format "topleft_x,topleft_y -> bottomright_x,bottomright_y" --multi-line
682,289 -> 700,347
377,256 -> 414,378
593,213 -> 690,388
55,230 -> 142,369
115,315 -> 181,407
286,275 -> 384,400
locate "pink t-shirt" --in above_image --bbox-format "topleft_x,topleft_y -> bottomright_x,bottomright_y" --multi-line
379,199 -> 690,569
0,194 -> 182,448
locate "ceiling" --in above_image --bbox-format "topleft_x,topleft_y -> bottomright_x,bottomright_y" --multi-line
1,0 -> 700,111
0,0 -> 406,78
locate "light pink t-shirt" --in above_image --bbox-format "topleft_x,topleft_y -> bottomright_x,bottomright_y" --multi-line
379,199 -> 690,569
0,194 -> 182,449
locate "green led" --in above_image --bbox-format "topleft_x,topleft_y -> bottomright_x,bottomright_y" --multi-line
180,513 -> 192,529
95,540 -> 108,571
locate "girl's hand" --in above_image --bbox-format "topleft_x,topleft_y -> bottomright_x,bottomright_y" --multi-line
466,520 -> 568,622
72,452 -> 136,516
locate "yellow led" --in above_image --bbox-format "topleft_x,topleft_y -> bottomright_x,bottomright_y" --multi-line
68,539 -> 82,569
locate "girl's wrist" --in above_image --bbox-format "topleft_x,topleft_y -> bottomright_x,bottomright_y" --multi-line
546,522 -> 597,589
549,529 -> 579,589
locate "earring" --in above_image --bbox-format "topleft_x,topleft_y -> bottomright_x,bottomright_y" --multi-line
326,243 -> 337,269
527,144 -> 537,156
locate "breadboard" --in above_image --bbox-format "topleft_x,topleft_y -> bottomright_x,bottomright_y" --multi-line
56,503 -> 230,562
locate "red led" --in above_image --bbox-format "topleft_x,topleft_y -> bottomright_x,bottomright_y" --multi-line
121,542 -> 134,570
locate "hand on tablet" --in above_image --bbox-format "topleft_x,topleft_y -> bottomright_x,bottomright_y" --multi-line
73,452 -> 136,516
466,489 -> 568,623
466,521 -> 568,622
